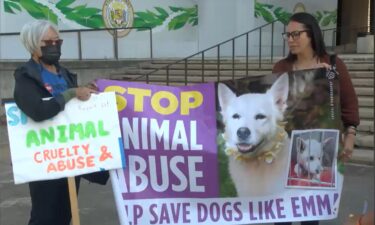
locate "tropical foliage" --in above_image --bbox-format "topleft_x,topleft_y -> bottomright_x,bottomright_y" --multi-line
255,0 -> 337,26
3,0 -> 198,31
255,0 -> 292,24
133,5 -> 198,31
4,0 -> 104,28
313,10 -> 337,27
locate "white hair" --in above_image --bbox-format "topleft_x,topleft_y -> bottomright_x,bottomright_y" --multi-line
20,20 -> 59,54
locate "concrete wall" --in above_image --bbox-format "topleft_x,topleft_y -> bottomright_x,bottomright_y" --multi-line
0,0 -> 199,59
197,0 -> 255,57
0,60 -> 144,116
1,60 -> 147,97
0,0 -> 345,60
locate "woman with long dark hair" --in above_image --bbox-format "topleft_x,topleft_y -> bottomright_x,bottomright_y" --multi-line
273,12 -> 360,225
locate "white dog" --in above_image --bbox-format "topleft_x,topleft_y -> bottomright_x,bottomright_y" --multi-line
218,74 -> 290,197
294,137 -> 332,181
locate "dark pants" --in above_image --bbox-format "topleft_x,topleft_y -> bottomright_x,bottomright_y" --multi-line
28,177 -> 80,225
275,221 -> 319,225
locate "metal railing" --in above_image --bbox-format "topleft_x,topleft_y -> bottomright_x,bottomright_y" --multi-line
134,23 -> 373,85
135,20 -> 286,85
0,27 -> 153,60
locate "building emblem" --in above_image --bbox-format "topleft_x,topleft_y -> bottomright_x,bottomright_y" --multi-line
102,0 -> 134,37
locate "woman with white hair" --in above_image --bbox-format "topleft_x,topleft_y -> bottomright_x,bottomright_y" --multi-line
13,20 -> 103,225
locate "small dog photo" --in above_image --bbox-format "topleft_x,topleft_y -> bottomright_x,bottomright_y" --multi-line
286,129 -> 339,189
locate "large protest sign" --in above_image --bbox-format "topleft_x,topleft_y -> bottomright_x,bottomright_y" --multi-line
98,68 -> 344,224
5,92 -> 125,184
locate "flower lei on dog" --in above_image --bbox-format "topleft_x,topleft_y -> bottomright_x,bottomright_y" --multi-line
225,121 -> 288,164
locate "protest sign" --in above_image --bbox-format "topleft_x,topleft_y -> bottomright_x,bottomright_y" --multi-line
5,92 -> 125,184
98,68 -> 344,224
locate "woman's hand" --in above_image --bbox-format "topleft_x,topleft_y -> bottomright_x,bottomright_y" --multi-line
317,62 -> 331,69
75,86 -> 97,101
85,81 -> 98,91
339,132 -> 356,163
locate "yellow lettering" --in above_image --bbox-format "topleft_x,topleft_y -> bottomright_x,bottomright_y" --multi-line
128,88 -> 151,112
151,91 -> 178,115
104,86 -> 127,112
180,91 -> 203,115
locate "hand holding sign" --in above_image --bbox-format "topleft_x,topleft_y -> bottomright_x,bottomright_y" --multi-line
76,86 -> 97,101
6,92 -> 125,184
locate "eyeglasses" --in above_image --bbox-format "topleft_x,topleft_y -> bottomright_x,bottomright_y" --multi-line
41,39 -> 63,46
282,30 -> 308,40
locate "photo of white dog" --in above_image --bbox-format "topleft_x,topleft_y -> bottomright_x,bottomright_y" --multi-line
217,73 -> 290,197
294,137 -> 326,180
286,130 -> 338,188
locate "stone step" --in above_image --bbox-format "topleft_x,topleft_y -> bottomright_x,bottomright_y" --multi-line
142,63 -> 275,70
350,71 -> 374,78
354,87 -> 374,96
358,120 -> 374,133
116,76 -> 375,88
115,68 -> 270,77
148,55 -> 374,65
114,69 -> 375,84
359,108 -> 374,119
146,54 -> 374,62
358,97 -> 374,107
141,62 -> 374,71
355,134 -> 374,148
350,148 -> 374,165
352,79 -> 374,87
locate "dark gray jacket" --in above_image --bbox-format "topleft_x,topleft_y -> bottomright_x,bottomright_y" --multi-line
13,59 -> 77,121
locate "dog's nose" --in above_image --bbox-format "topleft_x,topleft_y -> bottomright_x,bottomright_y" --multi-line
237,127 -> 251,140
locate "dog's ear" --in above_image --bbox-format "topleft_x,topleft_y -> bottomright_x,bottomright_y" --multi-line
268,73 -> 289,113
296,137 -> 306,153
322,137 -> 334,146
217,83 -> 235,112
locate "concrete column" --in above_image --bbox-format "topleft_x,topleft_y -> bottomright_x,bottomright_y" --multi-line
198,0 -> 254,53
198,0 -> 235,50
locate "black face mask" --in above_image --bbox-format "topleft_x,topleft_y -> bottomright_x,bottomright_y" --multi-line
40,45 -> 61,65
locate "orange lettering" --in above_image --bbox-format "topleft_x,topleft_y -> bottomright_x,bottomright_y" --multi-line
58,147 -> 65,158
43,150 -> 51,161
86,156 -> 95,167
82,144 -> 90,155
34,152 -> 42,163
77,156 -> 85,169
57,160 -> 66,171
66,159 -> 75,170
99,146 -> 112,162
47,162 -> 57,173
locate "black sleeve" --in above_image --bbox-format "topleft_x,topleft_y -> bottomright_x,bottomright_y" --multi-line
60,67 -> 78,88
13,68 -> 66,122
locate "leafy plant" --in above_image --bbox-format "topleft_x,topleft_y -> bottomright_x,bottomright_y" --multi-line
3,1 -> 197,31
133,7 -> 169,30
217,112 -> 237,197
255,0 -> 336,27
4,0 -> 104,28
168,5 -> 198,30
255,0 -> 291,24
4,0 -> 22,14
314,10 -> 337,26
133,5 -> 198,31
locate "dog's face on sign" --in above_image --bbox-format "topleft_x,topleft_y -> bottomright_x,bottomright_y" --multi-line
295,137 -> 333,179
218,74 -> 289,157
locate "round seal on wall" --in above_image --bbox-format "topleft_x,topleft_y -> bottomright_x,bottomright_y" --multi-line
102,0 -> 134,37
293,3 -> 306,13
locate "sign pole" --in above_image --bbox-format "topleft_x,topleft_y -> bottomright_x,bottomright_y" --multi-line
68,177 -> 81,225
